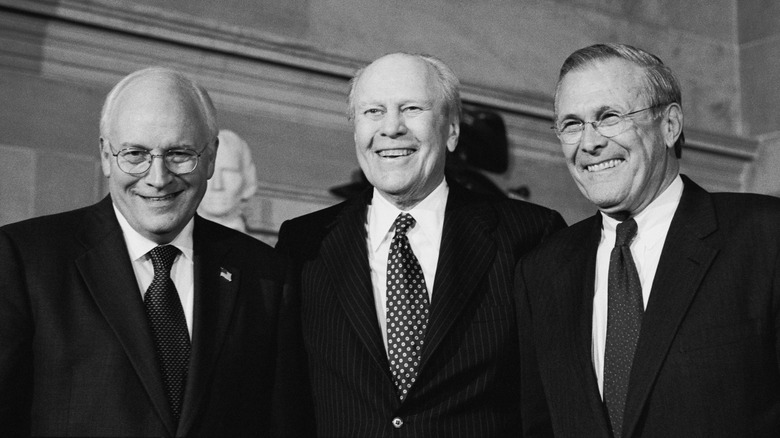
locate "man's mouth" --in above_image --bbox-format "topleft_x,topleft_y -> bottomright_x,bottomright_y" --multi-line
585,159 -> 624,173
139,193 -> 178,201
377,148 -> 415,158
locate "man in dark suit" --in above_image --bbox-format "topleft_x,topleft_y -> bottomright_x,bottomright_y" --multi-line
276,52 -> 566,437
516,43 -> 780,437
0,67 -> 310,436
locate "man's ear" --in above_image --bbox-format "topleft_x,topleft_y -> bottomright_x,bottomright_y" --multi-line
206,137 -> 219,179
446,119 -> 460,153
99,137 -> 112,178
662,103 -> 683,150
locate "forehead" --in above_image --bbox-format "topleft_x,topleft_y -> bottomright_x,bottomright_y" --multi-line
355,55 -> 439,104
110,77 -> 208,143
556,58 -> 648,116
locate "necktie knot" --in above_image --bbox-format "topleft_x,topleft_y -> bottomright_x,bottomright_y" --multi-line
615,218 -> 638,247
393,213 -> 416,236
149,245 -> 179,276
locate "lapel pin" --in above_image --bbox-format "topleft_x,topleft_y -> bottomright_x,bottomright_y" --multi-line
220,268 -> 232,282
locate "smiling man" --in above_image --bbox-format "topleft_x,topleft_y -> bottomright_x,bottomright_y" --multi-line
516,43 -> 780,437
276,52 -> 565,437
0,67 -> 311,436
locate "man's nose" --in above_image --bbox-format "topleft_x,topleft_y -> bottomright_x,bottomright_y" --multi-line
380,110 -> 407,138
579,122 -> 607,153
143,154 -> 174,187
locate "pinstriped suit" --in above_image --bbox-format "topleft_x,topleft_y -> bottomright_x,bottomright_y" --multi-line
277,180 -> 565,437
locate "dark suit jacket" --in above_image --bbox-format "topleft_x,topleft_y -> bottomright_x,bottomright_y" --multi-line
276,181 -> 566,437
516,175 -> 780,438
0,196 -> 311,437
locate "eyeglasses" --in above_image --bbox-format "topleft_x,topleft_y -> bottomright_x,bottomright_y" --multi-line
107,141 -> 208,175
552,104 -> 666,145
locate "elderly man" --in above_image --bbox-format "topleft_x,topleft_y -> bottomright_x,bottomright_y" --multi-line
516,43 -> 780,437
198,129 -> 258,233
0,67 -> 310,436
276,52 -> 565,437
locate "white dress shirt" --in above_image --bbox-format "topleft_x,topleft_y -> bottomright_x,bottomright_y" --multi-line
114,205 -> 195,338
592,175 -> 683,396
367,180 -> 448,353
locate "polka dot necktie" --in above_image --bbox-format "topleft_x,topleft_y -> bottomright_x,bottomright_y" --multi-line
145,245 -> 190,422
386,213 -> 430,401
604,218 -> 643,438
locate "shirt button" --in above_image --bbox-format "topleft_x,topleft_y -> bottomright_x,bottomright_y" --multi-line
392,417 -> 403,428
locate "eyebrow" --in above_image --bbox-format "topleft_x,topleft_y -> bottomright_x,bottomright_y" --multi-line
118,142 -> 197,150
557,104 -> 616,121
357,97 -> 434,107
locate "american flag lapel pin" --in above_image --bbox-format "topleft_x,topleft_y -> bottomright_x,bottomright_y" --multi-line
220,267 -> 232,282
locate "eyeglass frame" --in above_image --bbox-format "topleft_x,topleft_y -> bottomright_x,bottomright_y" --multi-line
104,139 -> 211,176
551,103 -> 670,145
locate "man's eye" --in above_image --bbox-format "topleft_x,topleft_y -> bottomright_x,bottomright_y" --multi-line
364,108 -> 383,116
559,120 -> 582,133
167,150 -> 195,163
599,113 -> 622,126
120,150 -> 149,162
403,106 -> 423,113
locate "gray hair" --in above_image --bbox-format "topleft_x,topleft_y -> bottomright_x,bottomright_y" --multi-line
555,43 -> 684,158
346,52 -> 462,123
100,67 -> 218,142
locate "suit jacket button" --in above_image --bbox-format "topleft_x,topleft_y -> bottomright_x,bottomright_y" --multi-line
392,417 -> 403,428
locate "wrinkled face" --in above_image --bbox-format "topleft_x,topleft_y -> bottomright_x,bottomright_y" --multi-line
554,58 -> 680,218
352,54 -> 459,209
100,77 -> 216,243
199,143 -> 246,217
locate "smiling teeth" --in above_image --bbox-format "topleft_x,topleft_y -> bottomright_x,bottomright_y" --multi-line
378,149 -> 413,158
587,159 -> 622,172
143,194 -> 175,201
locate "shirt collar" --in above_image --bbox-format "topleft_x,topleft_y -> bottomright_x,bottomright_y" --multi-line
601,174 -> 684,243
368,179 -> 449,253
112,204 -> 195,263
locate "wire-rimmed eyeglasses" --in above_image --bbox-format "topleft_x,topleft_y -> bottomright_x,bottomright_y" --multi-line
106,140 -> 209,175
552,104 -> 667,145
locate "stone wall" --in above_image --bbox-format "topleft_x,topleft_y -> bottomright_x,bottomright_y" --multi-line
0,0 -> 767,241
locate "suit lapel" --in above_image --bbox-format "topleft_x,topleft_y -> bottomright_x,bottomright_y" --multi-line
322,192 -> 392,379
623,177 -> 719,437
178,217 -> 240,435
546,214 -> 613,435
571,216 -> 614,434
74,197 -> 177,436
419,185 -> 497,371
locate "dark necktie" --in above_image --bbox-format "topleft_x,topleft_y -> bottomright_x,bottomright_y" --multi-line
386,213 -> 430,401
604,218 -> 643,438
145,245 -> 191,421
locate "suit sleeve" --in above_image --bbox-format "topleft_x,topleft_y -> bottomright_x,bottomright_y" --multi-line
515,258 -> 554,438
274,221 -> 293,256
546,210 -> 567,239
0,229 -> 33,435
269,250 -> 315,437
774,245 -> 780,374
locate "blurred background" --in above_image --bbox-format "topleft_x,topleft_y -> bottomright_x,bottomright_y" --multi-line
1,0 -> 778,244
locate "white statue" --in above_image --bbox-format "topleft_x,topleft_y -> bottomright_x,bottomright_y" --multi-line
198,129 -> 257,233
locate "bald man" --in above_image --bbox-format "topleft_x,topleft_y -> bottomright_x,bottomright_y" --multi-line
0,67 -> 311,436
276,53 -> 565,437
